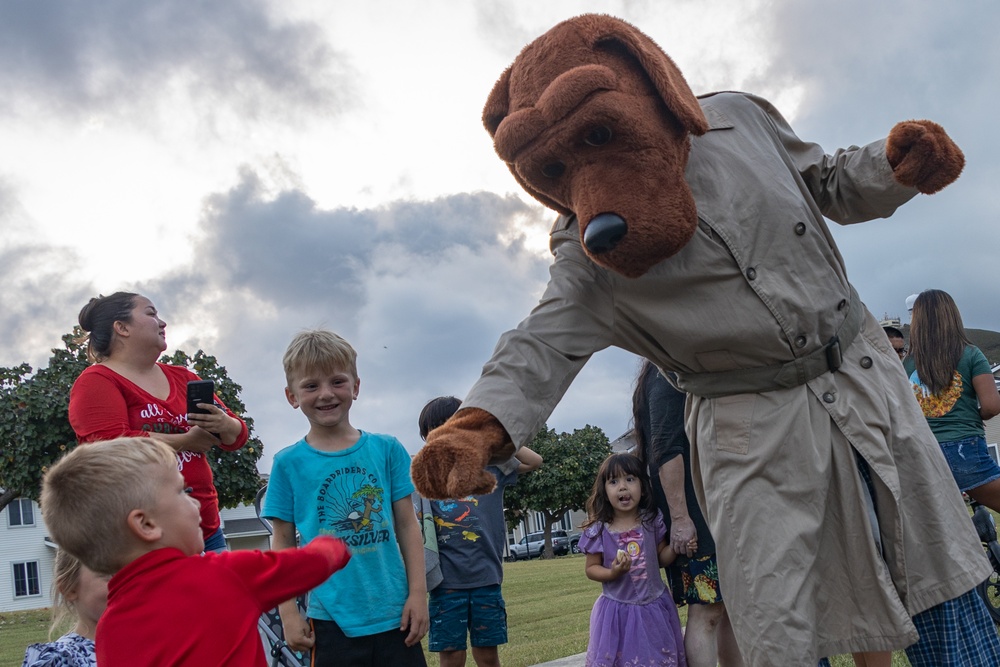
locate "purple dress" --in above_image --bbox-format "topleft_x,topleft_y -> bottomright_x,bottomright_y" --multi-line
579,513 -> 686,667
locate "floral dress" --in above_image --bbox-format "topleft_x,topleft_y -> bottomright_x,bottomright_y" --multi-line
22,632 -> 96,667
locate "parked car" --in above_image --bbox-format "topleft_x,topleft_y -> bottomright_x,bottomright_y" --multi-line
508,529 -> 581,560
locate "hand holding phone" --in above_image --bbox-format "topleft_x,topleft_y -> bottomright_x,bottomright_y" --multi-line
186,380 -> 215,416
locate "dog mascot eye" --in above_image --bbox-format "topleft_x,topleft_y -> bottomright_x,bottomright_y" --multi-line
584,126 -> 612,147
541,161 -> 566,178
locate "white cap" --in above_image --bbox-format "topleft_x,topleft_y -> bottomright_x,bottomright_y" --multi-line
906,293 -> 919,312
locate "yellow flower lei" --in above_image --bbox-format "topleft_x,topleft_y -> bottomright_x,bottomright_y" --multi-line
912,370 -> 964,418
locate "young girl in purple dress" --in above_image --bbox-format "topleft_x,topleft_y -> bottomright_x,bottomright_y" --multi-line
579,453 -> 692,667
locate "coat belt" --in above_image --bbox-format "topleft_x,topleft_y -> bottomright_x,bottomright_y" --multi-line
674,286 -> 863,399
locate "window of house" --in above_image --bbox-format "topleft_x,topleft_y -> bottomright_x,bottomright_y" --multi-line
7,498 -> 35,527
12,561 -> 41,598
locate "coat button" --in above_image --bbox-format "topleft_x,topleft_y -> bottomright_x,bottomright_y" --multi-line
794,222 -> 806,235
860,357 -> 873,368
746,267 -> 757,280
837,299 -> 847,310
823,392 -> 836,403
795,336 -> 807,348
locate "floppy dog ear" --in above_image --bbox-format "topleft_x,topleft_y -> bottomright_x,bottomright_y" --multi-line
483,67 -> 511,137
585,16 -> 708,136
483,65 -> 574,216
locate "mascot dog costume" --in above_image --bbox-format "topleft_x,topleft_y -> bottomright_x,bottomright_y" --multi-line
411,14 -> 997,666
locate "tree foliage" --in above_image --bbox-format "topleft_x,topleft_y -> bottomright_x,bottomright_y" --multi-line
504,424 -> 611,558
0,331 -> 88,511
0,331 -> 263,512
160,349 -> 264,508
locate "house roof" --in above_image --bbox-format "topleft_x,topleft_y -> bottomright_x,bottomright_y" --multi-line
610,429 -> 637,453
223,517 -> 270,538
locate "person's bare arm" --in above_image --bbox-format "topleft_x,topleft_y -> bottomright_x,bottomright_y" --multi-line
658,456 -> 696,556
584,550 -> 630,582
514,446 -> 543,473
973,374 -> 1000,421
392,497 -> 428,646
657,536 -> 694,567
185,404 -> 245,445
270,518 -> 314,652
153,429 -> 218,454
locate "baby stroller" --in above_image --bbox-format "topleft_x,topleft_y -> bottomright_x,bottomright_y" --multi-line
255,485 -> 311,667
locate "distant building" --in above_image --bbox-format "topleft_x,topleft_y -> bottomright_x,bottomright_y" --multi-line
879,314 -> 902,328
611,429 -> 637,453
986,365 -> 1000,465
1,494 -> 53,612
1,492 -> 269,612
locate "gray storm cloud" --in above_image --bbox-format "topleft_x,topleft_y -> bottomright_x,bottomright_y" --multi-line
0,0 -> 354,124
139,172 -> 577,460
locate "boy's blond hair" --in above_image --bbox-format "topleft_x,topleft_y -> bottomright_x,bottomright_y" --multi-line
283,329 -> 358,385
41,437 -> 177,575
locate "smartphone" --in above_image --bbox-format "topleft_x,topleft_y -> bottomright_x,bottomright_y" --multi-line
186,380 -> 215,415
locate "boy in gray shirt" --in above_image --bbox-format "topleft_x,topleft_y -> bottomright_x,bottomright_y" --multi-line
417,396 -> 542,667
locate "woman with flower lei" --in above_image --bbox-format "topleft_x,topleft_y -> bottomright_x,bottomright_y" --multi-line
906,289 -> 1000,510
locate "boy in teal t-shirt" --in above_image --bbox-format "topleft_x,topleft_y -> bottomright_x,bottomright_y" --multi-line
263,329 -> 428,666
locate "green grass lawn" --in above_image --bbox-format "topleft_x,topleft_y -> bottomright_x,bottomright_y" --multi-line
421,554 -> 911,667
0,554 -> 916,666
0,608 -> 65,667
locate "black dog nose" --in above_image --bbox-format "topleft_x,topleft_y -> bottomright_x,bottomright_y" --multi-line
583,213 -> 628,254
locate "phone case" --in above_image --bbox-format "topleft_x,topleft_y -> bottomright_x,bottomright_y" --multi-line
186,380 -> 215,415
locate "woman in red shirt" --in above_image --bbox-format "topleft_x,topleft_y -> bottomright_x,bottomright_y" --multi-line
68,292 -> 249,552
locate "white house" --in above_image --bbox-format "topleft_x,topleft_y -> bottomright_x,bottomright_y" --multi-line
0,492 -> 270,613
1,494 -> 55,612
985,365 -> 1000,464
220,500 -> 272,552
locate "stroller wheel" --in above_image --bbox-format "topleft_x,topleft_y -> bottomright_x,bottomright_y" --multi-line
976,570 -> 1000,627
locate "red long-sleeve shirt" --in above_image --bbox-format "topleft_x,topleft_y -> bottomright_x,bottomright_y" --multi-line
69,363 -> 249,538
96,537 -> 351,666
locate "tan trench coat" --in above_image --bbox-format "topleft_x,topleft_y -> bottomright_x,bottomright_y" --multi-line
463,92 -> 990,665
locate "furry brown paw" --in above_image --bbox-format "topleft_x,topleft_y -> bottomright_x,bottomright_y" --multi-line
886,120 -> 964,195
410,408 -> 513,499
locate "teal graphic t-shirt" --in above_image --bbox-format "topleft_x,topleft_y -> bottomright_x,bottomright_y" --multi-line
263,432 -> 415,637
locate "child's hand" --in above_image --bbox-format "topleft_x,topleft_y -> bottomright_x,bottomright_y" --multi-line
400,592 -> 429,647
610,548 -> 632,578
281,612 -> 314,652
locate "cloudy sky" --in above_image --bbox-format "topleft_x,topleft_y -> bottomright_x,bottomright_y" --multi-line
1,0 -> 997,475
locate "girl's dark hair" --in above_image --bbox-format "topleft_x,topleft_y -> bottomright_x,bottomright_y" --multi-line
77,292 -> 138,362
909,289 -> 969,394
418,396 -> 462,440
583,453 -> 657,529
630,359 -> 658,466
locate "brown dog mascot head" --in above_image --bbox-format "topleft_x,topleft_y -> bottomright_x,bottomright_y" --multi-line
483,14 -> 709,278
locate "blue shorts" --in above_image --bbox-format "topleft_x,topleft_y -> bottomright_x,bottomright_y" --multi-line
939,435 -> 1000,492
202,526 -> 227,553
428,584 -> 507,652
